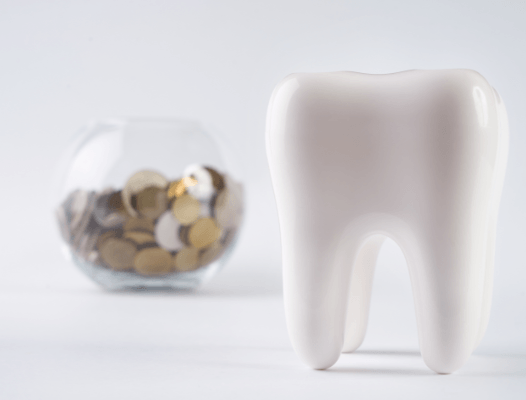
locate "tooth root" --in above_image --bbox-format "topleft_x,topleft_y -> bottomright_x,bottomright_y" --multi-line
342,235 -> 385,353
282,222 -> 354,370
282,216 -> 383,367
475,220 -> 497,348
408,223 -> 487,374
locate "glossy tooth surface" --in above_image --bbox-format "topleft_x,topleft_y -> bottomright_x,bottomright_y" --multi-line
266,70 -> 509,374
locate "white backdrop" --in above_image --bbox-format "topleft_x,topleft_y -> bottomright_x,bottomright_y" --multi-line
0,1 -> 525,397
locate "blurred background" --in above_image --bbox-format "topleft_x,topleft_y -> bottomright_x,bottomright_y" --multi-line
0,0 -> 525,386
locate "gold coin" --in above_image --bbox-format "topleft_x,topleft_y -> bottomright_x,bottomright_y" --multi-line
134,247 -> 172,276
199,242 -> 225,266
97,229 -> 119,250
123,231 -> 156,245
183,176 -> 198,188
99,237 -> 137,271
167,179 -> 184,199
171,194 -> 201,225
136,186 -> 168,219
124,217 -> 155,232
204,166 -> 225,192
122,170 -> 168,217
173,247 -> 200,272
167,177 -> 197,199
188,217 -> 222,249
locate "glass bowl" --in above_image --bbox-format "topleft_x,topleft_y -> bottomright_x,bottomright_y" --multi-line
53,118 -> 244,290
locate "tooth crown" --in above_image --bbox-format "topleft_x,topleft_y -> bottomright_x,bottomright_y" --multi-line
266,70 -> 508,374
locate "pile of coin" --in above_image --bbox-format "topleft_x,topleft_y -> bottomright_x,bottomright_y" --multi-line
56,165 -> 243,277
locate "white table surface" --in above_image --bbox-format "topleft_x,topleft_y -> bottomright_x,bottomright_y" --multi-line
1,262 -> 525,400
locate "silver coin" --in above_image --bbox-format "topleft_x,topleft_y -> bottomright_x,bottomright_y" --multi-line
183,164 -> 215,201
93,191 -> 127,228
154,210 -> 184,252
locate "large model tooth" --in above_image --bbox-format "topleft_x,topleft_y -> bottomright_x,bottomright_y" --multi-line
265,70 -> 509,374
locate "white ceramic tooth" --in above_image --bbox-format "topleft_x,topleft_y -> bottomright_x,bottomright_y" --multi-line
265,70 -> 509,374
